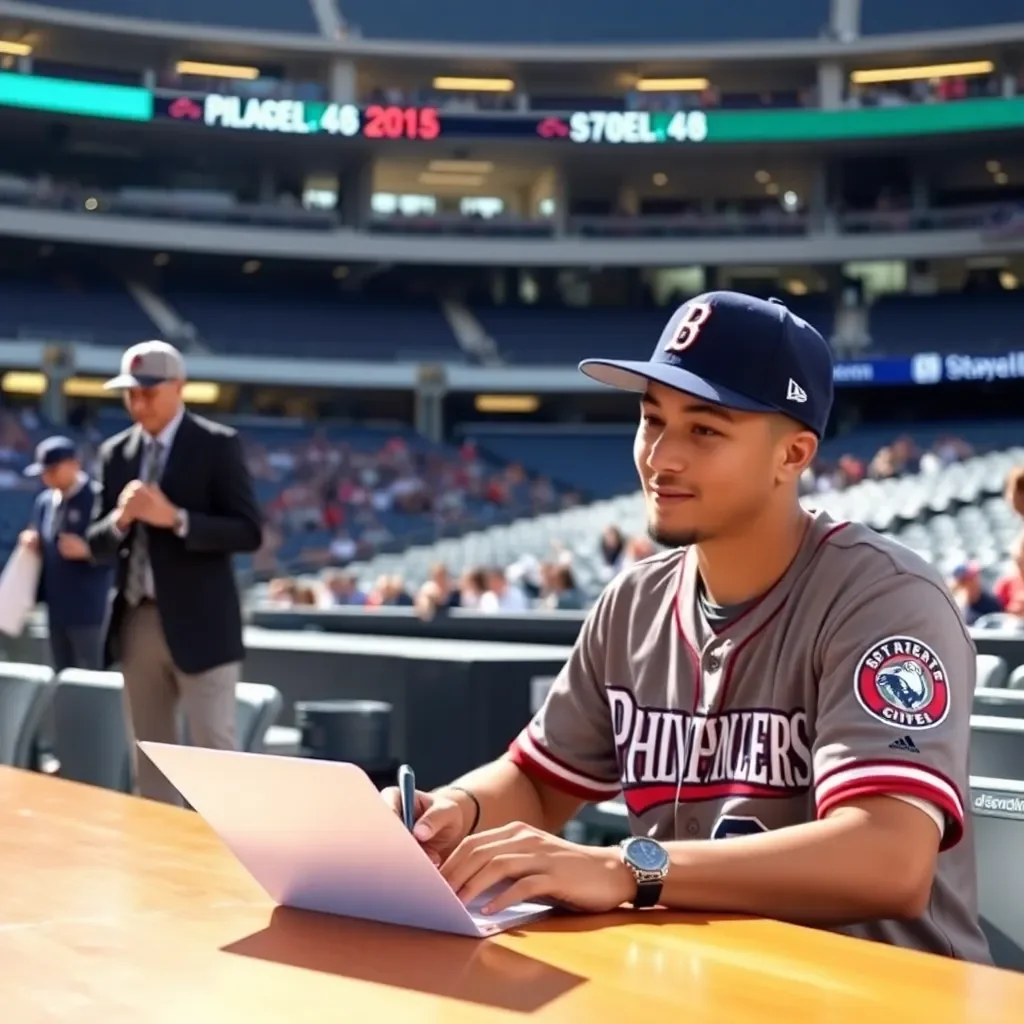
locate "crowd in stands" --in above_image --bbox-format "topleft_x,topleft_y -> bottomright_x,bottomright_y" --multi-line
801,434 -> 976,495
951,468 -> 1024,627
247,432 -> 568,575
260,427 -> 995,615
848,72 -> 1011,109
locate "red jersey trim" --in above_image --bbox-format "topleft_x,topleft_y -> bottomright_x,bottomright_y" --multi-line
507,730 -> 622,802
815,760 -> 965,851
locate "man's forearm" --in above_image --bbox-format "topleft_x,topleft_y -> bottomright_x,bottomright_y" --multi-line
438,758 -> 577,835
660,800 -> 936,925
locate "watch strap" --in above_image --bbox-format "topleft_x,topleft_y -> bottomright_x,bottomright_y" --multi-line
633,879 -> 663,910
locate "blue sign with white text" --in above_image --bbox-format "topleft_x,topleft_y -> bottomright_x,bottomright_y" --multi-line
833,352 -> 1024,387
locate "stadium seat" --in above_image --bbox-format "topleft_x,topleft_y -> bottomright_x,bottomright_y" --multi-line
861,0 -> 1019,35
0,663 -> 56,769
235,682 -> 283,752
572,796 -> 630,845
976,614 -> 1024,633
34,0 -> 319,33
342,444 -> 1024,603
976,655 -> 1010,690
970,775 -> 1024,972
974,689 -> 1024,718
969,716 -> 1024,780
1008,666 -> 1024,691
52,669 -> 132,793
334,0 -> 827,43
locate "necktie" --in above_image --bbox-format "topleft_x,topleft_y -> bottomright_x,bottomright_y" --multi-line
125,439 -> 162,605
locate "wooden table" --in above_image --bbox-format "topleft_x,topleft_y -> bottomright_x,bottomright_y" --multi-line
2,769 -> 1023,1024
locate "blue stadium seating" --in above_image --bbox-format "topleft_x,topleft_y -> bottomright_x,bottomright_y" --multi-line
860,0 -> 1021,34
169,292 -> 461,360
471,430 -> 637,498
479,295 -> 835,366
867,292 -> 1024,355
337,0 -> 828,43
33,0 -> 319,32
0,277 -> 155,347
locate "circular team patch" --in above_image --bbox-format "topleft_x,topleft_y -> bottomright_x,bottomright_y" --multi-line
853,635 -> 950,731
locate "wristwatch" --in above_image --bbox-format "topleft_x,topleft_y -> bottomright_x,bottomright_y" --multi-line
619,836 -> 670,909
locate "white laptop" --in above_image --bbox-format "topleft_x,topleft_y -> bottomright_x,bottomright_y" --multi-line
139,741 -> 555,938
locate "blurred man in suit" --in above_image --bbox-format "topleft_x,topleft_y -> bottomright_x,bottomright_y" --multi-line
20,435 -> 112,672
87,341 -> 263,804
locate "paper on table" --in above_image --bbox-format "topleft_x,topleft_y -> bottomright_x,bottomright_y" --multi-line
0,544 -> 40,637
139,742 -> 557,939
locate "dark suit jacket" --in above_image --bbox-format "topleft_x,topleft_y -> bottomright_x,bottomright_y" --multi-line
87,411 -> 263,674
33,476 -> 113,628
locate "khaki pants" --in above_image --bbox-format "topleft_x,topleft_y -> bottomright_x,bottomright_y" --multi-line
120,601 -> 238,805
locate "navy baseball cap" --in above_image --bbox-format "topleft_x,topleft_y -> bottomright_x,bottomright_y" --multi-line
579,291 -> 834,437
24,435 -> 77,477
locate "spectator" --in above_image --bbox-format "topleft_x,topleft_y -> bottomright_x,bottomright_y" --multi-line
621,535 -> 656,570
994,534 -> 1024,617
428,563 -> 461,608
322,570 -> 366,606
1005,467 -> 1024,519
542,564 -> 585,610
947,563 -> 1001,626
479,566 -> 529,613
600,525 -> 625,570
414,579 -> 446,622
458,568 -> 487,609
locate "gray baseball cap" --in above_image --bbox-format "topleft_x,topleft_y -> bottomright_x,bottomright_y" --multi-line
104,340 -> 187,390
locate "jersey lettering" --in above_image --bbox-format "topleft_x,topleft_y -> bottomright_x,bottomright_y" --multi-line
664,302 -> 712,353
610,688 -> 813,815
711,815 -> 769,840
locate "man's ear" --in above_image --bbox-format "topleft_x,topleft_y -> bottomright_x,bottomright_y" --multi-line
772,416 -> 818,486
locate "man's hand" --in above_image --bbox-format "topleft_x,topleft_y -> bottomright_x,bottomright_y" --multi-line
18,529 -> 39,553
381,786 -> 474,865
116,480 -> 145,529
57,533 -> 91,560
440,822 -> 635,915
119,482 -> 177,529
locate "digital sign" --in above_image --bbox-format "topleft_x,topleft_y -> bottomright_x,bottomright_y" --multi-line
154,94 -> 712,144
4,73 -> 1024,145
830,351 -> 1024,388
152,92 -> 1024,145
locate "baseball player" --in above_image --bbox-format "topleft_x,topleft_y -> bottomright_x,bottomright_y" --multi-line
384,291 -> 990,963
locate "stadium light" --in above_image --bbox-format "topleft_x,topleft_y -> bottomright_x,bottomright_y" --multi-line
850,60 -> 994,85
0,41 -> 32,57
1,373 -> 220,402
418,172 -> 486,188
636,78 -> 709,92
474,394 -> 540,414
432,77 -> 514,92
428,160 -> 493,175
176,60 -> 260,81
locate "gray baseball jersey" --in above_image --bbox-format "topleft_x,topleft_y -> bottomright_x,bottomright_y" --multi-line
508,509 -> 990,962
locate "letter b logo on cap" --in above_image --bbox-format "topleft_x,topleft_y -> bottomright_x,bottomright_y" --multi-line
665,302 -> 713,354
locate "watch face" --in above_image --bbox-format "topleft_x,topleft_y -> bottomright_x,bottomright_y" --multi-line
625,837 -> 668,873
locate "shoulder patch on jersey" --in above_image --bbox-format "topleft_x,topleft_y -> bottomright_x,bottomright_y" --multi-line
854,635 -> 950,731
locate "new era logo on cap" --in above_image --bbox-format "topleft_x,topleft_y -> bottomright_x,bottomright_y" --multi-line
786,379 -> 808,403
104,340 -> 186,391
576,291 -> 834,437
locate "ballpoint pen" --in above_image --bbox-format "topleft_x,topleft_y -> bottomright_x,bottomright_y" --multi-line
398,763 -> 416,832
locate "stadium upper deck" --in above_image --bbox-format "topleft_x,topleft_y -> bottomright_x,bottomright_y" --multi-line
22,0 -> 1024,41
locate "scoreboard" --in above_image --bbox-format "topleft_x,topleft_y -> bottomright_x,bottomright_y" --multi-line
2,72 -> 1023,147
155,93 -> 710,144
